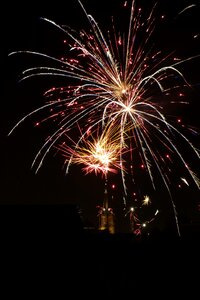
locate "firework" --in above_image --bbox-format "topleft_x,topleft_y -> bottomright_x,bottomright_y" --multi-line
8,0 -> 200,234
57,124 -> 127,176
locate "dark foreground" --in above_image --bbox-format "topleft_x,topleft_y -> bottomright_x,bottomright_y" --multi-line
0,204 -> 199,298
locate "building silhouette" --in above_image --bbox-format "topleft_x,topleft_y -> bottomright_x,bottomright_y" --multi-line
97,175 -> 115,234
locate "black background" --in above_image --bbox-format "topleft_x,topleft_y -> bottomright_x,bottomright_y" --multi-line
1,0 -> 200,231
1,0 -> 200,298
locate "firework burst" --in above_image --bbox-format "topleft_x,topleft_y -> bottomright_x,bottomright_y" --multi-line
57,124 -> 127,176
8,0 -> 200,234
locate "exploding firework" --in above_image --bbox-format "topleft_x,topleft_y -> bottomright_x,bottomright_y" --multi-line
8,0 -> 200,234
57,124 -> 127,176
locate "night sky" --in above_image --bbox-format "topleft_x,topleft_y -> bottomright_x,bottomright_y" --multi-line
1,2 -> 200,299
1,0 -> 200,234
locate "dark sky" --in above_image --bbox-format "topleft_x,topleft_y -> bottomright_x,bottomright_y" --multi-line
1,0 -> 200,232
